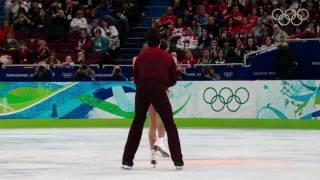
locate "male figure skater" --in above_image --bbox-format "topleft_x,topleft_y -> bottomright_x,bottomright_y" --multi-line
122,28 -> 184,170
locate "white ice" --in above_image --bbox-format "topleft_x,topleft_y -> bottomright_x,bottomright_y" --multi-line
0,129 -> 320,180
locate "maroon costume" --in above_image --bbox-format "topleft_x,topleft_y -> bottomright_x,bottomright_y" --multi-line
122,47 -> 183,165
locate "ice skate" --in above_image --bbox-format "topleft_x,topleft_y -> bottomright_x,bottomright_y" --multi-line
154,144 -> 170,158
150,149 -> 157,168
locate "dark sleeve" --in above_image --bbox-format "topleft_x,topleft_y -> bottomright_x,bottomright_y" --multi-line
167,56 -> 177,87
133,58 -> 140,85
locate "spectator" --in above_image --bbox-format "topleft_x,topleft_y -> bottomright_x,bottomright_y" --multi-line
74,64 -> 95,81
203,0 -> 214,16
176,27 -> 198,50
48,10 -> 69,41
161,7 -> 177,30
198,29 -> 212,49
252,17 -> 264,40
237,17 -> 252,38
214,49 -> 227,64
272,24 -> 288,43
190,19 -> 201,36
261,36 -> 273,49
111,65 -> 128,81
63,0 -> 79,22
76,51 -> 88,64
205,16 -> 220,38
232,38 -> 245,62
0,21 -> 14,45
37,40 -> 50,62
18,41 -> 32,64
76,30 -> 93,53
44,51 -> 61,66
201,66 -> 221,80
172,18 -> 186,37
245,38 -> 259,54
303,23 -> 318,39
209,39 -> 220,59
152,18 -> 167,37
248,8 -> 259,26
92,29 -> 109,55
177,66 -> 188,80
63,55 -> 75,67
10,0 -> 30,21
70,10 -> 88,32
0,54 -> 13,65
3,33 -> 19,63
13,9 -> 32,32
101,19 -> 120,51
33,8 -> 48,32
182,9 -> 194,26
33,65 -> 53,81
222,40 -> 234,59
194,5 -> 209,27
90,19 -> 104,37
224,6 -> 244,28
181,50 -> 197,65
199,49 -> 212,64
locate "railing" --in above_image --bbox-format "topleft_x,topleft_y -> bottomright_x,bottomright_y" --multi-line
243,38 -> 320,67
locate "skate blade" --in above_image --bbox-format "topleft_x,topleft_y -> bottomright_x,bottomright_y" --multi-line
151,160 -> 157,168
121,165 -> 132,170
175,166 -> 183,170
154,146 -> 170,158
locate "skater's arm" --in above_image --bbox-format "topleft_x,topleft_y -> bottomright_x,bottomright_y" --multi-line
167,57 -> 177,87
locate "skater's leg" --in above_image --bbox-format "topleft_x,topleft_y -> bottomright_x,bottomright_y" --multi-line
148,105 -> 158,149
150,89 -> 183,163
158,121 -> 166,138
122,88 -> 150,164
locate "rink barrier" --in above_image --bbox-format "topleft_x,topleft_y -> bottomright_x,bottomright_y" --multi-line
0,81 -> 319,119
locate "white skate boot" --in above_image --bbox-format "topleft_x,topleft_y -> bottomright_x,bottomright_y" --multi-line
154,139 -> 170,158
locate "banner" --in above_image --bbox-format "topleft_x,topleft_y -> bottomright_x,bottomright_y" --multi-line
0,81 -> 319,119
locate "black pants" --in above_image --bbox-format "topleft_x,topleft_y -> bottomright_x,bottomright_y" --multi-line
122,81 -> 183,164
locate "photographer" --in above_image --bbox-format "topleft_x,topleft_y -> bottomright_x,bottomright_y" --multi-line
74,64 -> 95,81
274,42 -> 299,79
13,9 -> 32,32
33,65 -> 53,81
111,65 -> 127,81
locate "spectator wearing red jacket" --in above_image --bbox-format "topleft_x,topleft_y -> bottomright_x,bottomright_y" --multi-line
76,30 -> 93,53
247,8 -> 259,26
203,0 -> 214,16
224,6 -> 244,28
0,21 -> 14,46
236,17 -> 253,37
181,50 -> 197,65
161,7 -> 177,30
213,0 -> 228,15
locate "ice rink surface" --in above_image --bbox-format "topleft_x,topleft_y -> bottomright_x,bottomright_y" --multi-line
0,128 -> 320,180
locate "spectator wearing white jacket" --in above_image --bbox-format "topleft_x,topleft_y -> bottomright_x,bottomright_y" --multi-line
101,19 -> 120,50
176,27 -> 198,50
70,10 -> 88,32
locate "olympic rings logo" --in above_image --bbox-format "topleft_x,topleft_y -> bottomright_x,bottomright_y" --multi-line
62,73 -> 73,79
223,72 -> 234,78
203,87 -> 250,112
272,8 -> 309,26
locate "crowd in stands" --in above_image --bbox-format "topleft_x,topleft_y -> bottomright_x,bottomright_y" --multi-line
0,0 -> 147,68
152,0 -> 319,65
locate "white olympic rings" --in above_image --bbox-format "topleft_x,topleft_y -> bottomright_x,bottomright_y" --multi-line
272,8 -> 309,26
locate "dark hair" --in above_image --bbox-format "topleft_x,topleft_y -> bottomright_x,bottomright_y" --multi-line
146,28 -> 160,47
160,39 -> 168,50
